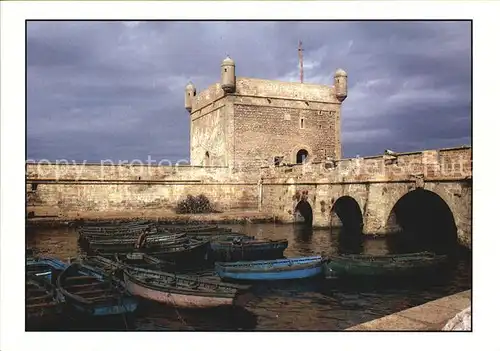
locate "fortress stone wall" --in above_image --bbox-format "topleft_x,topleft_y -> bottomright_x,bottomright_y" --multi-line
258,146 -> 471,248
187,58 -> 346,169
27,56 -> 471,248
26,164 -> 260,216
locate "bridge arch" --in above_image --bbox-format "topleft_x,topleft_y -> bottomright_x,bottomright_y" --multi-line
331,196 -> 364,231
294,199 -> 313,225
386,188 -> 458,253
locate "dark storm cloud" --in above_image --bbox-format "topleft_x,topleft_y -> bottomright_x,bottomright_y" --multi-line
27,20 -> 471,161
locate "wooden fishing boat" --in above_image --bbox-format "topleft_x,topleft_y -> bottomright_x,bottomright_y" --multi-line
77,255 -> 125,277
78,219 -> 151,229
84,233 -> 188,253
115,252 -> 170,270
88,237 -> 211,266
122,266 -> 252,308
84,235 -> 190,256
26,256 -> 69,283
78,224 -> 154,236
77,226 -> 159,245
78,228 -> 171,241
158,224 -> 232,233
147,238 -> 212,264
215,256 -> 325,281
210,239 -> 289,262
87,232 -> 186,245
189,233 -> 255,243
26,274 -> 63,329
78,253 -> 173,283
323,251 -> 448,278
56,262 -> 138,317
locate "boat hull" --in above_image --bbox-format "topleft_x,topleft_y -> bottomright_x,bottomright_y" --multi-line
26,257 -> 69,284
210,240 -> 288,262
123,272 -> 241,309
323,252 -> 448,277
26,275 -> 63,330
215,256 -> 324,281
57,263 -> 138,318
67,296 -> 138,317
217,265 -> 324,280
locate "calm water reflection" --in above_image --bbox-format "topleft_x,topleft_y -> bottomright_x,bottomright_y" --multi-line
26,223 -> 471,331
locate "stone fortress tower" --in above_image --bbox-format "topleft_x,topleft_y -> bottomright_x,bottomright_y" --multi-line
185,56 -> 348,169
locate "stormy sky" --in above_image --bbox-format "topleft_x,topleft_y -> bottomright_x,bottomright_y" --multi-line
27,21 -> 471,163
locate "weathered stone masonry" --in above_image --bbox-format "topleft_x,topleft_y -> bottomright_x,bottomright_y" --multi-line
27,57 -> 471,249
187,60 -> 345,168
26,146 -> 471,247
260,146 -> 471,248
27,165 -> 259,214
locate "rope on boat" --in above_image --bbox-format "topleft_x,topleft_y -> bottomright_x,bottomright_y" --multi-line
120,304 -> 129,330
170,298 -> 195,331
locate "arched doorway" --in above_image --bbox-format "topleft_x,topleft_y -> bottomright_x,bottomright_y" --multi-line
294,200 -> 313,226
296,149 -> 309,164
331,196 -> 364,254
386,188 -> 458,254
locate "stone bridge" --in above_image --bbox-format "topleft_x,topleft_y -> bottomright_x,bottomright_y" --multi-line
25,146 -> 471,249
259,146 -> 472,249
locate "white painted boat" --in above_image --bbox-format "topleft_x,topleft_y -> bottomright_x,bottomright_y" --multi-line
122,266 -> 251,309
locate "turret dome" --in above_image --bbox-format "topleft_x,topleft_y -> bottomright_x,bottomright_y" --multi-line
335,68 -> 347,77
221,56 -> 235,66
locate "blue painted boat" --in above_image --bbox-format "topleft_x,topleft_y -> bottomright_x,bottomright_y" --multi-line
215,256 -> 325,281
56,262 -> 138,317
26,256 -> 69,282
26,274 -> 63,329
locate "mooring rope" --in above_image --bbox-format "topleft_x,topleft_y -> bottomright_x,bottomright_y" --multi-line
120,303 -> 129,331
169,294 -> 195,331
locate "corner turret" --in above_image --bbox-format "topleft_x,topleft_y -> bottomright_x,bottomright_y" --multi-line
184,82 -> 196,112
334,68 -> 348,102
221,56 -> 236,94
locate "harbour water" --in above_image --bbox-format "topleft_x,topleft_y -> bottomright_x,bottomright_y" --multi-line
26,223 -> 471,331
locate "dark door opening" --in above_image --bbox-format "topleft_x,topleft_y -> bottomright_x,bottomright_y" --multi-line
296,149 -> 309,164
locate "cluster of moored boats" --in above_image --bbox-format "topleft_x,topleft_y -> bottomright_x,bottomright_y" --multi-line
26,221 -> 449,329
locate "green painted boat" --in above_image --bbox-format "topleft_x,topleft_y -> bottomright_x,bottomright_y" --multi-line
323,251 -> 448,277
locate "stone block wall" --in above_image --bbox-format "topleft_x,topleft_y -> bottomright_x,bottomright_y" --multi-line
188,77 -> 343,170
258,147 -> 472,248
235,77 -> 340,102
25,147 -> 471,247
260,146 -> 471,183
26,163 -> 260,216
233,101 -> 340,168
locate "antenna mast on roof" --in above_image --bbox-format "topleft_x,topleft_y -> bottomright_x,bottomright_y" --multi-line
298,40 -> 304,83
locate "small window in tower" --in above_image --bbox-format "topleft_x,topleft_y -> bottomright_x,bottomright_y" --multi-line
300,118 -> 304,129
204,151 -> 210,166
319,124 -> 322,129
224,68 -> 227,72
31,183 -> 38,191
329,111 -> 333,116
